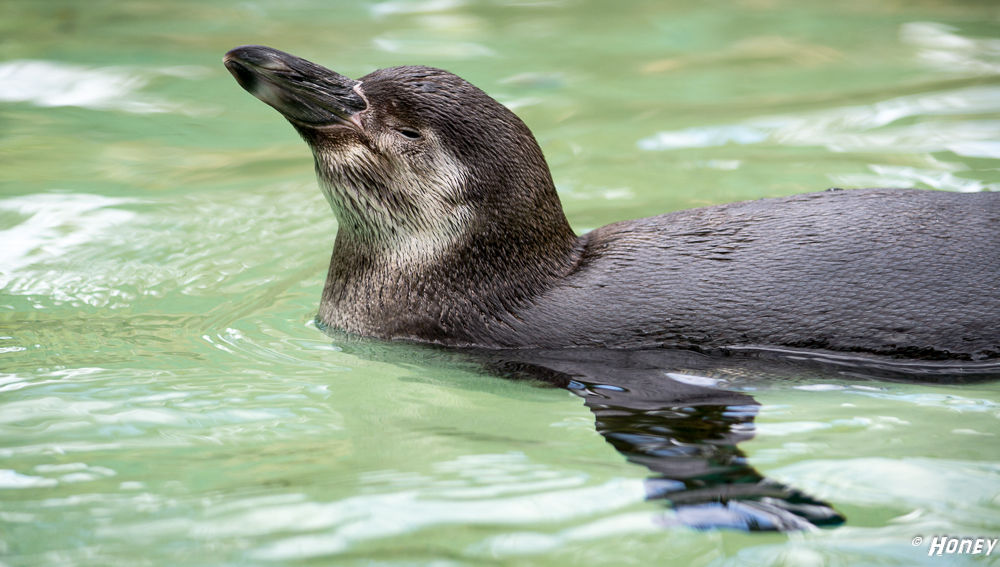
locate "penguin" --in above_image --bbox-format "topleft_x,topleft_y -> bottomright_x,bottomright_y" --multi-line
224,45 -> 1000,360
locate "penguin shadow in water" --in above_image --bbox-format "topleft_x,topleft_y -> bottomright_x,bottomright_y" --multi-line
479,348 -> 998,531
330,332 -> 1000,532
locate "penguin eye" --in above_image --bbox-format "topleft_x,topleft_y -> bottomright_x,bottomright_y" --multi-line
396,128 -> 421,140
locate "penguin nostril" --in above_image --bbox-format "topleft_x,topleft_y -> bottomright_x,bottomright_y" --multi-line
224,60 -> 257,91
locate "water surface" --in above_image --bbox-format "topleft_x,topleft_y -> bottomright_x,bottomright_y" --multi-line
2,0 -> 999,565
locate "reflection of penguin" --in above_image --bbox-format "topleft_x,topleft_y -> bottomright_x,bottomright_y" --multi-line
225,45 -> 1000,360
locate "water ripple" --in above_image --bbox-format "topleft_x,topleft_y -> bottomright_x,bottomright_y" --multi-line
245,477 -> 647,560
638,85 -> 1000,167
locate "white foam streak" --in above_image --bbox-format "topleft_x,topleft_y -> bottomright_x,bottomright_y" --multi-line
830,164 -> 1000,193
246,477 -> 647,560
0,60 -> 210,114
773,457 -> 1000,510
638,86 -> 1000,157
470,512 -> 661,556
370,0 -> 465,17
99,455 -> 647,561
902,22 -> 1000,75
0,470 -> 59,489
373,38 -> 495,58
0,194 -> 137,277
946,140 -> 1000,159
639,23 -> 1000,165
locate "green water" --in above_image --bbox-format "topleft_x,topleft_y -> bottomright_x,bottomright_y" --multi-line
2,0 -> 1000,564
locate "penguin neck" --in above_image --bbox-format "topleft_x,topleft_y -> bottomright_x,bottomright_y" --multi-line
318,185 -> 582,344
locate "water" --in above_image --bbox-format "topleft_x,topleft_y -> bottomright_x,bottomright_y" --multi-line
2,0 -> 999,564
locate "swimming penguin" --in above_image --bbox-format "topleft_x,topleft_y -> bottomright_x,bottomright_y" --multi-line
224,45 -> 1000,360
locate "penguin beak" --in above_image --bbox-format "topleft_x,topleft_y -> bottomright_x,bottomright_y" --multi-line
223,45 -> 367,130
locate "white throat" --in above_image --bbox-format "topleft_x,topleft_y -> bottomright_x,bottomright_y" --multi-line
315,137 -> 473,268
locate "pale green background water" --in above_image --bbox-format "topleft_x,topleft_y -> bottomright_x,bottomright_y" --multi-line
2,0 -> 1000,565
